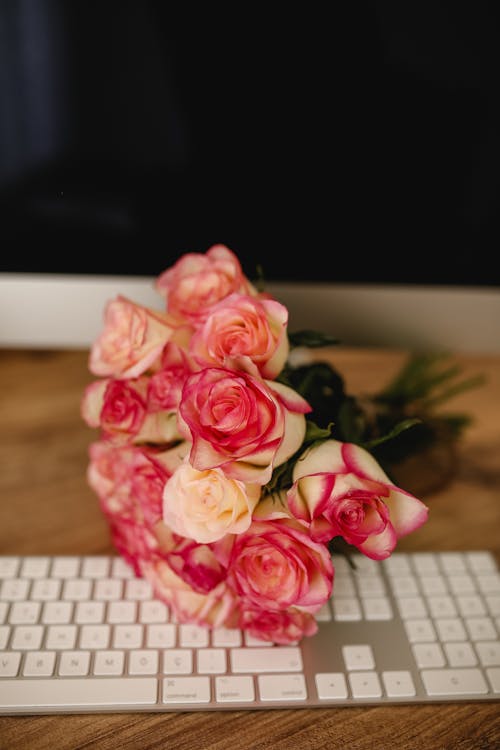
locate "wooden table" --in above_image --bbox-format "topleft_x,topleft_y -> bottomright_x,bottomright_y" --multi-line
1,347 -> 499,750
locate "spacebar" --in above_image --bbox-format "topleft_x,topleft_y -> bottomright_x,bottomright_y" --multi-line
0,678 -> 158,709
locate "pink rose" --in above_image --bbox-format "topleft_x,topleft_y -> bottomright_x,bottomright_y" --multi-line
188,293 -> 289,379
227,518 -> 334,613
165,538 -> 228,594
82,377 -> 183,446
89,295 -> 180,379
288,439 -> 429,560
155,244 -> 256,323
178,366 -> 311,483
86,442 -> 160,573
87,440 -> 138,512
82,378 -> 147,442
141,558 -> 239,629
147,343 -> 194,412
239,606 -> 318,644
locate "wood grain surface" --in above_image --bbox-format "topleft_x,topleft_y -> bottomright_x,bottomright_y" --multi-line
0,347 -> 499,750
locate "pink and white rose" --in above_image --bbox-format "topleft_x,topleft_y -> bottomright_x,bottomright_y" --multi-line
147,342 -> 194,412
89,295 -> 180,379
141,558 -> 239,629
81,379 -> 147,442
82,377 -> 183,446
178,366 -> 311,483
227,518 -> 334,613
288,439 -> 429,560
163,460 -> 261,543
239,605 -> 318,644
188,293 -> 289,379
156,244 -> 257,323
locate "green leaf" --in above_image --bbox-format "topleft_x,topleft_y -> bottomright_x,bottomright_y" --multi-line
363,418 -> 422,450
304,420 -> 333,443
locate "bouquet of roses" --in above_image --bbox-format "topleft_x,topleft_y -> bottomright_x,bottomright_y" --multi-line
81,244 -> 430,644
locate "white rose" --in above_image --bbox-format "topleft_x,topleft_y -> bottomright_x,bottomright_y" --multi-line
162,460 -> 261,543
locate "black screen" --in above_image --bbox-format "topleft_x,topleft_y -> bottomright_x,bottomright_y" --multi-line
0,2 -> 498,286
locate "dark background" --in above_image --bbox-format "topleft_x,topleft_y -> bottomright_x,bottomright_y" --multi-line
0,1 -> 499,286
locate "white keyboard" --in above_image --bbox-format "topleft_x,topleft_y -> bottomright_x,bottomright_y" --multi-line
1,551 -> 499,714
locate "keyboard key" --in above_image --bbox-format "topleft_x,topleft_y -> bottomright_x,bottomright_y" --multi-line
434,617 -> 467,642
212,627 -> 242,647
332,597 -> 362,621
231,647 -> 302,673
11,625 -> 44,650
0,677 -> 158,708
59,650 -> 91,676
94,579 -> 123,601
412,643 -> 446,669
0,652 -> 21,677
383,553 -> 411,576
475,641 -> 500,667
162,676 -> 210,704
20,557 -> 50,579
476,574 -> 500,594
421,668 -> 488,696
390,575 -> 419,596
79,624 -> 110,650
465,616 -> 497,641
107,601 -> 137,624
466,552 -> 497,574
361,596 -> 393,620
348,671 -> 382,698
396,596 -> 427,619
382,670 -> 416,697
146,624 -> 176,648
455,594 -> 486,617
113,624 -> 143,649
51,558 -> 80,579
1,579 -> 30,602
45,624 -> 77,650
31,579 -> 61,601
342,645 -> 375,671
443,642 -> 477,667
411,553 -> 439,575
81,557 -> 110,579
258,673 -> 307,701
129,649 -> 159,675
139,600 -> 169,624
23,651 -> 56,676
315,672 -> 348,700
125,579 -> 152,600
93,650 -> 125,675
438,553 -> 467,574
74,601 -> 105,624
0,557 -> 20,579
197,648 -> 226,674
419,575 -> 448,596
9,601 -> 40,625
42,601 -> 73,624
163,648 -> 192,674
426,595 -> 457,618
179,624 -> 209,648
215,675 -> 255,703
404,618 -> 437,643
